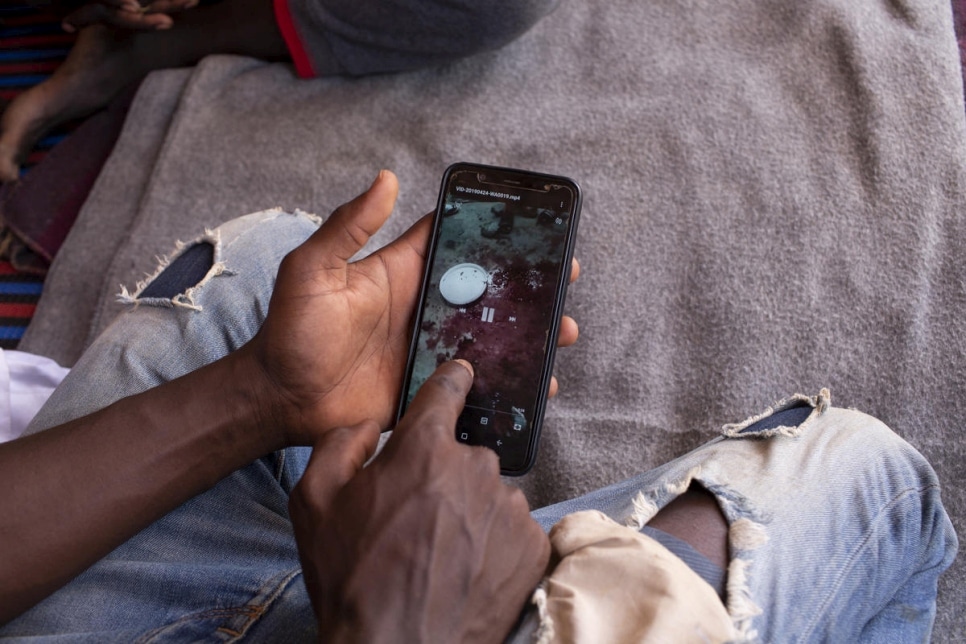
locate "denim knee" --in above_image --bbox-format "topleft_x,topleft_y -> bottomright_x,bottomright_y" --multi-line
530,391 -> 958,641
25,209 -> 322,435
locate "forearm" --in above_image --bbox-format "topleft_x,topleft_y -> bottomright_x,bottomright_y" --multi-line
0,348 -> 282,624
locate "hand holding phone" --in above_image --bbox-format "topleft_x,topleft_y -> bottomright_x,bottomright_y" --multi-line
398,163 -> 581,475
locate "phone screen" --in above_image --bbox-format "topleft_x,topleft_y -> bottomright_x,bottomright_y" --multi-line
399,163 -> 581,474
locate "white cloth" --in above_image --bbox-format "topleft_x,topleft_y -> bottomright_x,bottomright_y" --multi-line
532,511 -> 736,643
0,349 -> 69,444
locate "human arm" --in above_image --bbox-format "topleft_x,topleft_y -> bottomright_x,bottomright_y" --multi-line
289,360 -> 551,643
0,344 -> 283,622
0,171 -> 577,623
0,171 -> 423,622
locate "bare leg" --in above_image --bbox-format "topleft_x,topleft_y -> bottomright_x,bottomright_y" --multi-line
0,0 -> 289,182
647,482 -> 729,570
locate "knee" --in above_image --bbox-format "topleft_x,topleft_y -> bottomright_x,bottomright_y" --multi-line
320,0 -> 559,75
805,407 -> 956,558
818,407 -> 936,483
134,239 -> 217,306
730,394 -> 939,487
726,395 -> 953,548
455,0 -> 559,54
796,406 -> 938,499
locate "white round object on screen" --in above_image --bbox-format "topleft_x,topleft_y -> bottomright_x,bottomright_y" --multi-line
439,263 -> 489,305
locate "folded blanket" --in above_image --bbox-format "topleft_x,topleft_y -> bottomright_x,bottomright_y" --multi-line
20,0 -> 966,637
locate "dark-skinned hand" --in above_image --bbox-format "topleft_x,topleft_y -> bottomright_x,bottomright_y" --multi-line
240,170 -> 579,448
289,360 -> 550,643
59,0 -> 199,32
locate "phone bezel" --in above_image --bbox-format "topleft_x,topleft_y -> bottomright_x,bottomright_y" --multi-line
396,162 -> 582,475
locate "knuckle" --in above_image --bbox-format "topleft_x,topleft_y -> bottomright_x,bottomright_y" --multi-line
451,444 -> 503,485
505,486 -> 532,514
402,366 -> 473,429
289,480 -> 322,520
421,418 -> 455,448
342,219 -> 372,249
424,366 -> 470,399
473,445 -> 502,478
276,246 -> 311,277
392,415 -> 449,456
407,404 -> 456,434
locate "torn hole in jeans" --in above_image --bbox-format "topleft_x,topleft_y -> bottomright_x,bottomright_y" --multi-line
720,388 -> 831,438
117,230 -> 232,311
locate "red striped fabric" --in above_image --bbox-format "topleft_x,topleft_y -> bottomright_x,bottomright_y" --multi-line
0,61 -> 60,74
0,4 -> 74,347
0,302 -> 37,318
272,0 -> 316,79
0,34 -> 74,49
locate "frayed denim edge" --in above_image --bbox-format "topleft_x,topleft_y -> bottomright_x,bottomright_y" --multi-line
719,388 -> 831,439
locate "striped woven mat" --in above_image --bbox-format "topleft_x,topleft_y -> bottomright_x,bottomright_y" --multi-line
0,260 -> 42,349
0,3 -> 73,349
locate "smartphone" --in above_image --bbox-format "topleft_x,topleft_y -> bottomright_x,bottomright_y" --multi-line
398,162 -> 581,475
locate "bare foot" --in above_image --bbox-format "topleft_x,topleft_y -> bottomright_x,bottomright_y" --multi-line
0,25 -> 144,183
0,0 -> 288,183
62,0 -> 199,33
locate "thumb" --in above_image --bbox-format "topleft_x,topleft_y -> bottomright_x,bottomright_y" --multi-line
291,421 -> 381,516
305,170 -> 399,268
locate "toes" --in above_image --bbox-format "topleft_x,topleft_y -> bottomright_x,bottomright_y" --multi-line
62,0 -> 200,32
144,0 -> 200,14
62,4 -> 113,32
0,93 -> 44,184
0,146 -> 22,184
63,4 -> 174,32
0,106 -> 27,183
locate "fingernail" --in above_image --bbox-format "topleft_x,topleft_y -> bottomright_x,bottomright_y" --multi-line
370,169 -> 387,189
61,21 -> 76,33
453,359 -> 474,377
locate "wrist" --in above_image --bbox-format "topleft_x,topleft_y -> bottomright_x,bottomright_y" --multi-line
318,558 -> 466,644
224,343 -> 296,451
320,598 -> 408,644
137,349 -> 290,469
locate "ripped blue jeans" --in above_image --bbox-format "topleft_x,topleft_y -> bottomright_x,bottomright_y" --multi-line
1,210 -> 957,642
530,394 -> 958,641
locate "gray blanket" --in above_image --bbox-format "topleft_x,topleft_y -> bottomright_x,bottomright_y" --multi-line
22,0 -> 965,637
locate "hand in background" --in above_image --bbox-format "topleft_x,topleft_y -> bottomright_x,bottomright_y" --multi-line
289,360 -> 550,643
59,0 -> 199,32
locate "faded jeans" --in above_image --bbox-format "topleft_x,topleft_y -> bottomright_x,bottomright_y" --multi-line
1,210 -> 957,642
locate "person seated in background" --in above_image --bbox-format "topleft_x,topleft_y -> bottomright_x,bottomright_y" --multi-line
0,0 -> 558,182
